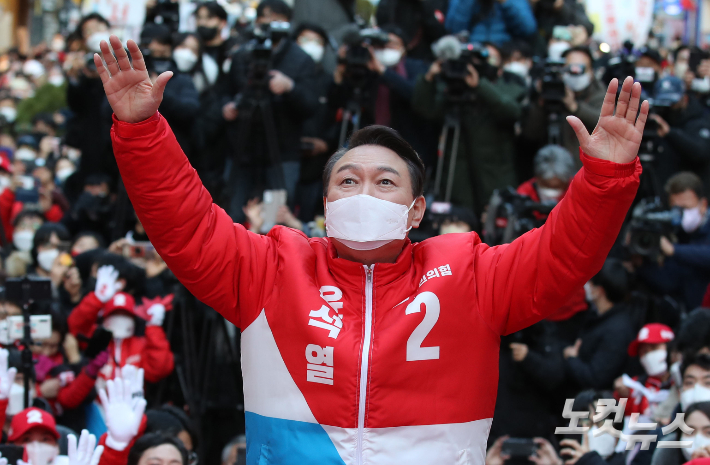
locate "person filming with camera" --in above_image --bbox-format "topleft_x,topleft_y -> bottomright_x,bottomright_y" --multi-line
94,25 -> 649,461
222,0 -> 317,223
636,172 -> 710,310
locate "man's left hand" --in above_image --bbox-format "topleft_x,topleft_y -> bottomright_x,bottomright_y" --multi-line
660,236 -> 675,256
269,70 -> 294,95
567,76 -> 649,164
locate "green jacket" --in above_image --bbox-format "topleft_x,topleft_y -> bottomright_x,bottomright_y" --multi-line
16,83 -> 67,127
413,76 -> 525,213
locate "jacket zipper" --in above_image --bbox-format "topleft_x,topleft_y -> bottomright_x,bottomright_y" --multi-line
357,265 -> 374,465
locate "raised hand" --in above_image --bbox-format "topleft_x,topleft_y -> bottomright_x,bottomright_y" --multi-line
67,430 -> 104,465
94,35 -> 172,123
94,265 -> 122,303
567,76 -> 649,164
98,377 -> 146,451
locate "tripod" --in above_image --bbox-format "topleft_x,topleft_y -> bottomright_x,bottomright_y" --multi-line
434,105 -> 463,203
338,87 -> 364,147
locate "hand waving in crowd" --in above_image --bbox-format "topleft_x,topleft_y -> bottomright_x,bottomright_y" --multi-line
67,430 -> 104,465
94,265 -> 122,303
99,375 -> 146,451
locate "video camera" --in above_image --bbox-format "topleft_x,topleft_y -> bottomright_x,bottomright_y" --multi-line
602,41 -> 637,85
534,57 -> 567,104
239,21 -> 292,94
432,36 -> 497,103
627,198 -> 681,259
341,28 -> 390,90
483,187 -> 554,246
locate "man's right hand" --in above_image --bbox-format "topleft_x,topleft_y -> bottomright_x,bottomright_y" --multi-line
95,35 -> 173,123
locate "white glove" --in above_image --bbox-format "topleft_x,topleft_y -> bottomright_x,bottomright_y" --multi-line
146,304 -> 165,327
117,365 -> 144,407
68,430 -> 104,465
98,377 -> 146,451
94,265 -> 122,303
0,348 -> 17,400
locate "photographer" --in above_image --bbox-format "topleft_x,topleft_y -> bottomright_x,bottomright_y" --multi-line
522,46 -> 606,166
636,172 -> 710,310
445,0 -> 537,45
375,0 -> 448,61
222,0 -> 318,222
330,25 -> 438,166
530,0 -> 594,58
413,41 -> 525,213
647,76 -> 710,189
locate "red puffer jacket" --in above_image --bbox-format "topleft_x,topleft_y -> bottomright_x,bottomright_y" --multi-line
111,112 -> 640,465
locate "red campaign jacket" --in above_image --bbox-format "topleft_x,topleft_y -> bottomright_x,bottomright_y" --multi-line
67,292 -> 174,383
516,178 -> 586,321
112,113 -> 641,465
0,189 -> 14,241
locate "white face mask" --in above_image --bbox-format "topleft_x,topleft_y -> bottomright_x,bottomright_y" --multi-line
375,49 -> 403,68
87,31 -> 111,53
563,72 -> 591,92
675,62 -> 689,78
681,433 -> 710,461
325,194 -> 415,251
588,425 -> 617,458
635,67 -> 657,83
299,40 -> 325,64
13,230 -> 35,252
173,48 -> 199,72
7,382 -> 34,415
682,206 -> 704,233
16,147 -> 37,161
640,349 -> 668,376
55,167 -> 75,184
37,249 -> 60,272
548,41 -> 570,60
0,106 -> 17,123
48,75 -> 65,87
692,76 -> 710,94
681,383 -> 710,411
25,442 -> 60,465
103,314 -> 135,340
503,61 -> 529,79
537,187 -> 563,204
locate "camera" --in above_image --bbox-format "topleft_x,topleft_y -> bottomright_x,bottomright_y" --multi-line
483,187 -> 554,246
602,41 -> 636,86
237,21 -> 292,97
627,198 -> 681,259
539,57 -> 567,104
432,36 -> 497,103
341,28 -> 390,90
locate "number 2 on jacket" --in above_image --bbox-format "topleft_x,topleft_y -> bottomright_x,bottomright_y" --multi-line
405,292 -> 440,361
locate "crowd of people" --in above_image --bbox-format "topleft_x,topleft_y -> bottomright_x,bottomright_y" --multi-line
0,0 -> 709,463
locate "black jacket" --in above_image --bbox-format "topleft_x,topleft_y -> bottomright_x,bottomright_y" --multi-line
655,96 -> 710,190
375,0 -> 448,61
564,304 -> 636,390
225,39 -> 318,164
490,321 -> 565,444
160,70 -> 200,159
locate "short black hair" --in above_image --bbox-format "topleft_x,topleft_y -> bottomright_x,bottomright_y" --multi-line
76,13 -> 110,39
686,401 -> 710,423
292,23 -> 329,45
666,171 -> 704,199
173,32 -> 204,56
590,258 -> 629,304
682,352 -> 710,379
128,434 -> 188,465
676,308 -> 710,354
194,2 -> 228,21
379,24 -> 409,45
32,223 -> 70,265
256,0 -> 293,20
673,44 -> 691,62
322,125 -> 426,198
563,46 -> 594,66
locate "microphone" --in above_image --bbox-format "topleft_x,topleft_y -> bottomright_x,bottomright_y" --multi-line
432,35 -> 463,61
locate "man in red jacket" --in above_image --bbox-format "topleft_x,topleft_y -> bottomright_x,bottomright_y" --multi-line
94,36 -> 648,464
